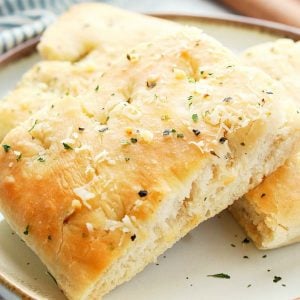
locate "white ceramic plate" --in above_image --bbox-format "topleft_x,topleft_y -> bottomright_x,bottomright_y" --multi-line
0,14 -> 300,300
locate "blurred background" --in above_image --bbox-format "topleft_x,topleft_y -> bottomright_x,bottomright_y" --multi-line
104,0 -> 300,28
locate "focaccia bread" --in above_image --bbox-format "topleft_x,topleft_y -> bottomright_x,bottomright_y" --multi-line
0,28 -> 299,299
0,2 -> 178,141
230,39 -> 300,249
38,2 -> 178,63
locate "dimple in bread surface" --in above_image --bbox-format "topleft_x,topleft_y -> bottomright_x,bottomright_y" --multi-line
230,39 -> 300,249
0,28 -> 299,299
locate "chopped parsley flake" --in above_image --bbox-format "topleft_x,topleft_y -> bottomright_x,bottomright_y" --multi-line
273,276 -> 282,283
28,120 -> 38,132
98,127 -> 109,133
130,138 -> 138,144
207,273 -> 230,279
125,157 -> 130,162
247,284 -> 252,288
230,243 -> 236,248
37,157 -> 46,162
223,97 -> 232,103
219,137 -> 227,144
163,128 -> 176,136
262,254 -> 267,258
210,151 -> 220,158
126,54 -> 131,61
192,113 -> 199,123
138,190 -> 148,197
242,238 -> 250,244
78,127 -> 85,131
23,225 -> 29,235
177,133 -> 184,138
243,256 -> 249,259
192,129 -> 201,136
163,129 -> 173,136
187,95 -> 193,101
63,143 -> 73,150
95,85 -> 100,92
2,144 -> 10,152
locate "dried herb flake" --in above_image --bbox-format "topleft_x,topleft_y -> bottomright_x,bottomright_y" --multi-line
192,113 -> 199,123
207,273 -> 230,279
23,225 -> 29,235
2,144 -> 10,152
138,190 -> 148,197
273,276 -> 282,283
63,143 -> 73,150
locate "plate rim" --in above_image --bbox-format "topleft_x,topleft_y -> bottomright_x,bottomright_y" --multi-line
0,12 -> 299,67
1,11 -> 300,300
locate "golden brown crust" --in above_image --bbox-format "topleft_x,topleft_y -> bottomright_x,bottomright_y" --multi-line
0,27 -> 299,298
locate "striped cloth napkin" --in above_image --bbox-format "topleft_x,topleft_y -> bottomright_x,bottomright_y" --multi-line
0,0 -> 83,54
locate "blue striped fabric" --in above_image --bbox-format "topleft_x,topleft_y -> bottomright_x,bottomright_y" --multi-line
0,0 -> 84,54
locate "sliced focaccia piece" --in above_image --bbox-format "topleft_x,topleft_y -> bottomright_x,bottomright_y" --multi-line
38,2 -> 178,63
0,28 -> 299,299
230,39 -> 300,249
